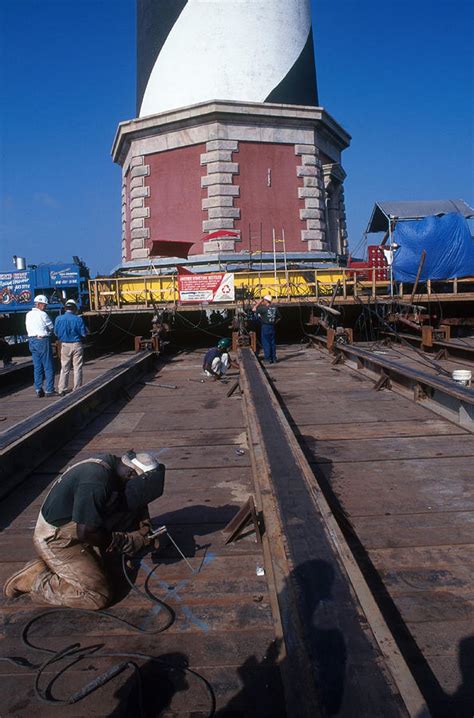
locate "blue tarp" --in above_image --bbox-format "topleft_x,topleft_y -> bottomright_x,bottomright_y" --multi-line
392,212 -> 474,282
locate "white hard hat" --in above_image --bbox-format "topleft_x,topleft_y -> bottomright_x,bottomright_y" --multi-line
263,294 -> 273,302
34,295 -> 48,305
65,299 -> 77,307
121,451 -> 159,475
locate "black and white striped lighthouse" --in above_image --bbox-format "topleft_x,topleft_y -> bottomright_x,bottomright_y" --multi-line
137,0 -> 319,117
113,1 -> 350,265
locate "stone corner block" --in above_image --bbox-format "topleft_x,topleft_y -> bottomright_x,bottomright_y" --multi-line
131,227 -> 150,240
131,248 -> 150,259
203,239 -> 237,253
206,161 -> 239,175
295,144 -> 317,156
297,165 -> 317,178
306,240 -> 328,251
130,164 -> 150,179
201,173 -> 233,187
207,184 -> 239,197
208,207 -> 240,220
131,186 -> 150,200
206,139 -> 239,152
200,150 -> 233,165
300,208 -> 323,221
202,218 -> 235,231
302,229 -> 325,242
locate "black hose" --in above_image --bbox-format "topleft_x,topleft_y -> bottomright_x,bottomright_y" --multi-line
1,554 -> 216,716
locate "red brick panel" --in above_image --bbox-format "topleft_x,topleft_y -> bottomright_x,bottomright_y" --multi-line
145,144 -> 206,255
234,142 -> 304,252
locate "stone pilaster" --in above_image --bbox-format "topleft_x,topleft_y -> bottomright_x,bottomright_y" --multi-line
338,185 -> 348,255
200,140 -> 240,253
121,175 -> 127,262
128,156 -> 151,260
322,162 -> 347,255
295,144 -> 328,251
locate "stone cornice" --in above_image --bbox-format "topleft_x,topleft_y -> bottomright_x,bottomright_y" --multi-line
111,100 -> 351,166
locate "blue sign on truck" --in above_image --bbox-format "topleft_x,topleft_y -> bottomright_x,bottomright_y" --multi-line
0,261 -> 89,312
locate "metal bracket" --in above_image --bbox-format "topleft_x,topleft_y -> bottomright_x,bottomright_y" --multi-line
222,495 -> 262,544
331,352 -> 345,366
414,383 -> 428,401
373,371 -> 392,391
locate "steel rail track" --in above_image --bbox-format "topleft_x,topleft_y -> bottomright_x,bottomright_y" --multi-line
0,351 -> 155,499
383,331 -> 474,362
238,348 -> 430,718
309,334 -> 474,430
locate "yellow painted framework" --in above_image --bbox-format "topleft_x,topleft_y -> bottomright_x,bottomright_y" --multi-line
88,269 -> 473,312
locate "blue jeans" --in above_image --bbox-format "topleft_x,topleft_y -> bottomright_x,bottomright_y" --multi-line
261,324 -> 277,362
29,337 -> 55,393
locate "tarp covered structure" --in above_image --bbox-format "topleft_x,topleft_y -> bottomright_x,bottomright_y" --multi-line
366,199 -> 474,233
392,213 -> 474,281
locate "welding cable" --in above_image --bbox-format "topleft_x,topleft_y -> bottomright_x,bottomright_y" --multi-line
1,555 -> 216,716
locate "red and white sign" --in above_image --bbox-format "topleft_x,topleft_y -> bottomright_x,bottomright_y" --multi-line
178,272 -> 234,303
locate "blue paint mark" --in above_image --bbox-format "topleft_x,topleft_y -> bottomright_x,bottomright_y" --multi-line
182,605 -> 210,633
202,552 -> 216,566
136,556 -> 210,633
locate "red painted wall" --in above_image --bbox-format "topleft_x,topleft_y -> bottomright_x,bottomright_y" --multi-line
234,142 -> 304,251
144,144 -> 206,255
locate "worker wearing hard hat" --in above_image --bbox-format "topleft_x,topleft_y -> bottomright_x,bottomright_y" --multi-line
4,451 -> 165,609
202,337 -> 233,379
54,299 -> 88,396
25,294 -> 56,397
252,295 -> 281,364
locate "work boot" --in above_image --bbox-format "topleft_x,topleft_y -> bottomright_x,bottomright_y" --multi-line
36,388 -> 45,398
3,558 -> 47,599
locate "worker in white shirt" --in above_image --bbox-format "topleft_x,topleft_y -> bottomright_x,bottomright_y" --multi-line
25,295 -> 56,397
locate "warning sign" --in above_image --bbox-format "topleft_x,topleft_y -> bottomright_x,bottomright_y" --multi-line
178,273 -> 234,303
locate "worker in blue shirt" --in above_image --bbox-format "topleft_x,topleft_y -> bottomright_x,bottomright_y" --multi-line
54,299 -> 88,396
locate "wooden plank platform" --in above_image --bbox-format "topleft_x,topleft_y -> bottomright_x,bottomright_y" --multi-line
265,345 -> 474,713
0,351 -> 284,716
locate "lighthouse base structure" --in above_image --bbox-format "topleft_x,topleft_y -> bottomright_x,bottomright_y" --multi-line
112,100 -> 350,269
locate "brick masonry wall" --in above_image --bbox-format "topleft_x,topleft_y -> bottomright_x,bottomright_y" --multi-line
232,142 -> 306,251
144,144 -> 206,256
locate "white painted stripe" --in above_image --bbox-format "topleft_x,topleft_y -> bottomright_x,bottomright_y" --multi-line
139,0 -> 311,117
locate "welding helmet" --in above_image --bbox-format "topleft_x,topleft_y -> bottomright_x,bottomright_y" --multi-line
124,463 -> 166,512
121,451 -> 165,511
121,450 -> 159,475
217,338 -> 231,351
34,295 -> 48,305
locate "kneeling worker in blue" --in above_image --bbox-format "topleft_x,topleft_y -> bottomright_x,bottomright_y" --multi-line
202,338 -> 236,379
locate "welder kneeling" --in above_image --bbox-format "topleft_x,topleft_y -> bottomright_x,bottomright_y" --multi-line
3,451 -> 165,609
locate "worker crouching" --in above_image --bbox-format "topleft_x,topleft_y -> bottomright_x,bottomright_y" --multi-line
3,451 -> 165,610
202,338 -> 234,379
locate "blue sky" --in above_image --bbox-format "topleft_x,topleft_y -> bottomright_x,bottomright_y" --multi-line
0,0 -> 473,275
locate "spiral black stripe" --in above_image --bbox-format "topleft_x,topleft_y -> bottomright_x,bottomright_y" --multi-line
136,0 -> 188,115
265,28 -> 319,107
137,0 -> 318,116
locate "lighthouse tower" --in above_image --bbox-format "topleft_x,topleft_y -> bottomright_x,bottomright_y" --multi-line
113,0 -> 350,265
